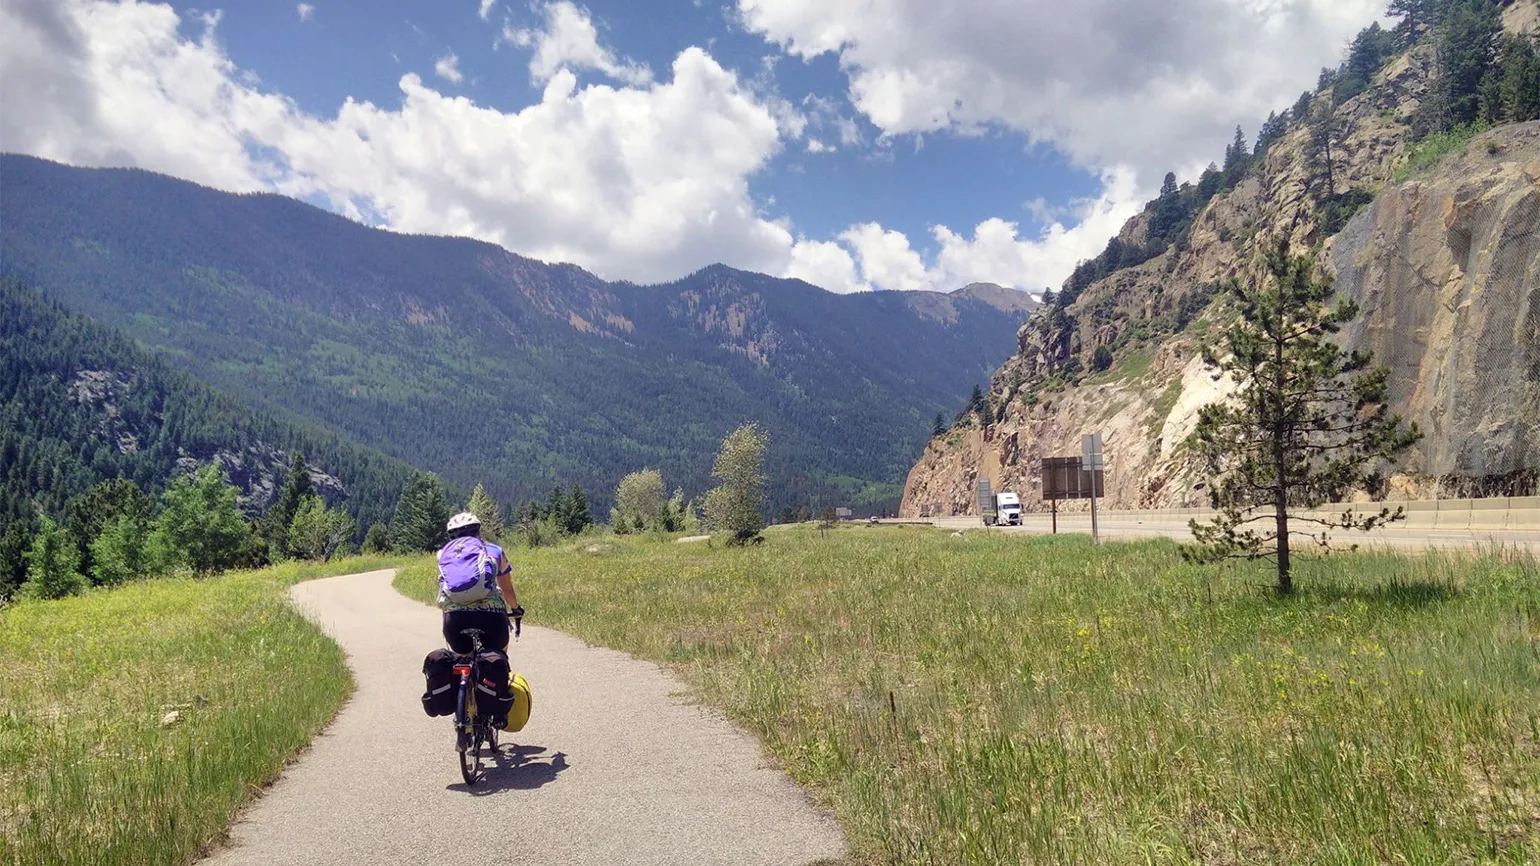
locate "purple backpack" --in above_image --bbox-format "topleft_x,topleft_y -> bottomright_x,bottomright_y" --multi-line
438,537 -> 495,604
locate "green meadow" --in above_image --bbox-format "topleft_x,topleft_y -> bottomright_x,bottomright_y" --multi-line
0,555 -> 408,866
400,527 -> 1540,865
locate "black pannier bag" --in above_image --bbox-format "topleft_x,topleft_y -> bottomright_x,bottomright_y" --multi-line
474,648 -> 516,725
421,648 -> 458,717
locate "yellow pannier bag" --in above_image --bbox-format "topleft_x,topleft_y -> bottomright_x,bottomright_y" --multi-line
504,673 -> 532,732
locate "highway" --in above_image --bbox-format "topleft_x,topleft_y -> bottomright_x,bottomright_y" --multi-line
924,506 -> 1540,554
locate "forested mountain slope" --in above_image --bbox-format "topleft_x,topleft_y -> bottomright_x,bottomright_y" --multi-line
903,0 -> 1540,516
0,280 -> 413,533
0,156 -> 1033,512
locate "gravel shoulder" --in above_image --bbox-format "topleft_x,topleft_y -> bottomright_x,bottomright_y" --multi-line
200,569 -> 845,866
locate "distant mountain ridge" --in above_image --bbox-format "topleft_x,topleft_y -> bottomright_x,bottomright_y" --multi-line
0,154 -> 1035,512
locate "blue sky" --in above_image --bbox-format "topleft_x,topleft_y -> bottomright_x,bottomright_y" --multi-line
213,0 -> 1100,250
1,0 -> 1385,293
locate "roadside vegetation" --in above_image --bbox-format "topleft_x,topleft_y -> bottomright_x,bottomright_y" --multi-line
1390,121 -> 1489,182
0,554 -> 408,866
397,527 -> 1540,864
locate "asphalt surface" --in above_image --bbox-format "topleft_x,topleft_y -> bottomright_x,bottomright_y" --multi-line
930,514 -> 1540,553
201,570 -> 845,866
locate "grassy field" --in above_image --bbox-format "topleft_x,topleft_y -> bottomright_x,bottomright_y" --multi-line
0,554 -> 409,866
400,528 -> 1540,865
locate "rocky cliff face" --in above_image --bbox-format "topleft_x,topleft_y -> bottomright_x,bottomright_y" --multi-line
1332,122 -> 1540,496
902,20 -> 1540,516
69,368 -> 347,515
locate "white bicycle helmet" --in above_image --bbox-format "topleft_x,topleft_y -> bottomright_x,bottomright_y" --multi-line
446,511 -> 482,532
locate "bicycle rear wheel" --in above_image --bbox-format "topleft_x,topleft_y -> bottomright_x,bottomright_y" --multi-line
457,682 -> 480,785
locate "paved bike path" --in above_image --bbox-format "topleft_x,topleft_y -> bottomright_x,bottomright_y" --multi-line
201,570 -> 845,866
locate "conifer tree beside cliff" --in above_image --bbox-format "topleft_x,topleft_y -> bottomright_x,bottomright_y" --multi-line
1184,241 -> 1421,595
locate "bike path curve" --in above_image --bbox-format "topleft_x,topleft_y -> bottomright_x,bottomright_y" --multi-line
201,570 -> 845,866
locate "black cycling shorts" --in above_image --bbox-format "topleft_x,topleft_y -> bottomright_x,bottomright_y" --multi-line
443,608 -> 510,654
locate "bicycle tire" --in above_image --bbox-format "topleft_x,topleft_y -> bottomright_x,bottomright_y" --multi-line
457,681 -> 479,785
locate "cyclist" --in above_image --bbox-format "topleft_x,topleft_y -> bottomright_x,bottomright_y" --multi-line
438,511 -> 523,654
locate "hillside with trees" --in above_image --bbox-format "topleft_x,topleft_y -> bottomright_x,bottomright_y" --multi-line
904,0 -> 1540,516
0,279 -> 417,595
0,160 -> 1036,517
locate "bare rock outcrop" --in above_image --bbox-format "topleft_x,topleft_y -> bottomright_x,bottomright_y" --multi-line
1333,122 -> 1540,496
902,113 -> 1540,515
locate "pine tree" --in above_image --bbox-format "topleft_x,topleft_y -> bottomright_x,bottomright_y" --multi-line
465,483 -> 503,540
1482,34 -> 1540,123
1183,240 -> 1422,594
1292,90 -> 1315,122
1337,22 -> 1399,102
1148,171 -> 1186,245
1309,98 -> 1341,197
20,517 -> 88,600
389,472 -> 450,552
566,483 -> 592,534
1389,0 -> 1446,34
969,384 -> 985,414
1197,163 -> 1224,201
1434,0 -> 1502,128
1255,111 -> 1288,156
932,413 -> 947,437
361,521 -> 391,554
0,520 -> 34,601
1222,126 -> 1250,185
265,452 -> 315,561
546,485 -> 570,534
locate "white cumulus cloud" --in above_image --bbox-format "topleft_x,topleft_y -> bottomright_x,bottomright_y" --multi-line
737,0 -> 1384,180
297,3 -> 314,22
502,1 -> 653,87
478,0 -> 496,21
786,238 -> 866,292
0,0 -> 1165,296
434,52 -> 464,84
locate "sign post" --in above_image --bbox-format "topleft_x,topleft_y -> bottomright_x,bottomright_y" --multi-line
1041,455 -> 1106,538
1082,434 -> 1104,545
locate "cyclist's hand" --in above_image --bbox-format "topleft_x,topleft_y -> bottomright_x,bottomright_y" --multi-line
510,605 -> 526,619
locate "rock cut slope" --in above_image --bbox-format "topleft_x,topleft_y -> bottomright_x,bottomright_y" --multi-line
902,6 -> 1540,516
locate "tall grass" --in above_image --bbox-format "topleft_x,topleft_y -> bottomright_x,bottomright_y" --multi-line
398,529 -> 1540,864
1,554 -> 408,866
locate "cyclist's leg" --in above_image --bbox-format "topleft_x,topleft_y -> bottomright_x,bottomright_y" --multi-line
443,610 -> 476,654
467,608 -> 510,651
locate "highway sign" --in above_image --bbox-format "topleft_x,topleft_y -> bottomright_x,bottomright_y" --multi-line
1042,457 -> 1104,500
1082,433 -> 1105,470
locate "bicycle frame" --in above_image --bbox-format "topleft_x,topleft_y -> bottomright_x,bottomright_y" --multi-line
453,629 -> 498,784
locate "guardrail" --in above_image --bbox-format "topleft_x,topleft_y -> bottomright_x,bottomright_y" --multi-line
1069,496 -> 1540,532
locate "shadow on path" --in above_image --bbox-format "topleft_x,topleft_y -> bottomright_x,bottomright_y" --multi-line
449,744 -> 570,795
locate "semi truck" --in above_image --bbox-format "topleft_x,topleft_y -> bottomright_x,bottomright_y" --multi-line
993,492 -> 1023,526
977,479 -> 1023,526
